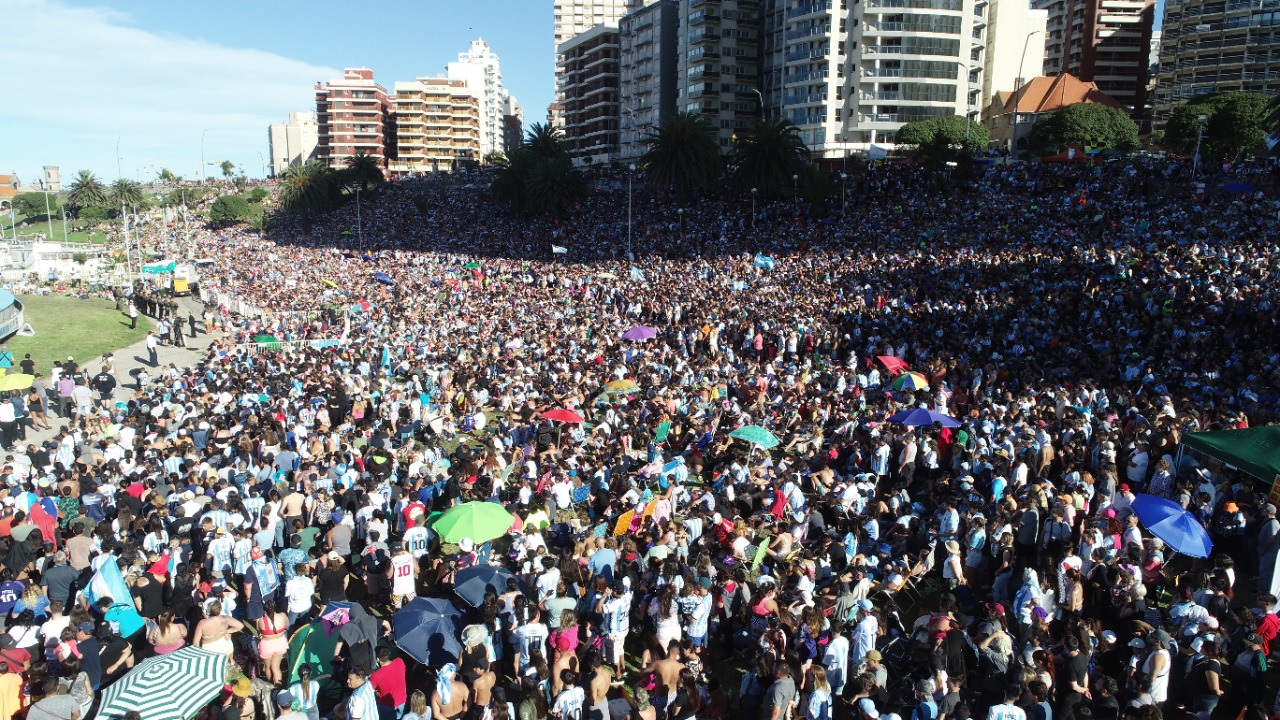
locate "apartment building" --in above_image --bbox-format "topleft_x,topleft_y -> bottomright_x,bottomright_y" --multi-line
981,0 -> 1048,113
678,0 -> 764,153
446,40 -> 514,159
559,25 -> 623,165
315,68 -> 395,170
1033,0 -> 1155,113
1153,0 -> 1280,124
268,111 -> 320,176
554,0 -> 634,126
619,0 -> 680,160
388,78 -> 482,176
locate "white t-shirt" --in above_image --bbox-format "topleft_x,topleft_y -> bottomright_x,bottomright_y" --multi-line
285,576 -> 315,614
391,554 -> 416,596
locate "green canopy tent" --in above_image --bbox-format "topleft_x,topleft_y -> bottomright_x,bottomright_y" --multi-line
1179,427 -> 1280,484
287,619 -> 342,683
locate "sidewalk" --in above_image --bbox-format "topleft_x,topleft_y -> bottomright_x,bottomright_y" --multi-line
26,295 -> 217,446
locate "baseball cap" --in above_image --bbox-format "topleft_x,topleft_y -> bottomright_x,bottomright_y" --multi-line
865,649 -> 882,661
276,691 -> 295,707
77,622 -> 95,634
858,699 -> 880,719
857,598 -> 874,612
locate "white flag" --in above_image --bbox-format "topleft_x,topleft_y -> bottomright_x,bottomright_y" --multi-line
551,245 -> 568,255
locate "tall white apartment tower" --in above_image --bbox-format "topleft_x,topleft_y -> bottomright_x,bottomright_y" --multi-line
447,39 -> 515,159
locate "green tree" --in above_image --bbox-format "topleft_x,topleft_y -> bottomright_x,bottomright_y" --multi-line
156,168 -> 179,183
1027,102 -> 1139,155
485,151 -> 509,167
12,193 -> 49,219
245,187 -> 269,204
110,179 -> 146,210
796,164 -> 838,216
72,252 -> 88,266
67,170 -> 109,211
342,152 -> 385,192
78,206 -> 108,222
1166,92 -> 1270,160
220,160 -> 235,179
209,195 -> 251,224
731,118 -> 810,197
490,146 -> 538,214
278,161 -> 340,215
525,123 -> 567,159
525,156 -> 587,216
895,116 -> 989,162
642,112 -> 721,199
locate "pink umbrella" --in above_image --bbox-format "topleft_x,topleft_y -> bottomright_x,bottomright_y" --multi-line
876,355 -> 910,374
542,409 -> 585,424
621,326 -> 658,341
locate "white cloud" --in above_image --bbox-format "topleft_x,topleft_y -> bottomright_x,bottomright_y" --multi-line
0,0 -> 337,181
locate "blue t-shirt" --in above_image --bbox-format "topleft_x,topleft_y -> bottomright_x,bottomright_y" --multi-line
0,581 -> 24,615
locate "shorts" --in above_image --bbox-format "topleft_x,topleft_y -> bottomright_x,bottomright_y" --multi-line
606,632 -> 626,666
688,634 -> 706,649
392,592 -> 416,608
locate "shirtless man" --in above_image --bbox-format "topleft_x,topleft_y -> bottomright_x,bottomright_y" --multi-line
638,644 -> 684,720
471,664 -> 496,720
432,664 -> 469,720
279,487 -> 308,527
587,655 -> 612,720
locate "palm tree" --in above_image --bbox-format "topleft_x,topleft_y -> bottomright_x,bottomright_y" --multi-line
278,161 -> 339,215
490,146 -> 537,214
67,170 -> 109,211
642,113 -> 721,199
525,123 -> 567,159
731,118 -> 809,197
110,179 -> 146,210
796,164 -> 837,217
525,156 -> 587,216
342,152 -> 385,192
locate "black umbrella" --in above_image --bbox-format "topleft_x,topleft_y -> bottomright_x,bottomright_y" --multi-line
453,565 -> 526,608
393,597 -> 462,666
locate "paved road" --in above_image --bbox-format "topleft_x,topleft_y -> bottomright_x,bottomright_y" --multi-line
25,294 -> 216,447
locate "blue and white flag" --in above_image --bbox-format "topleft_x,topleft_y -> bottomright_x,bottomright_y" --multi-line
1267,134 -> 1280,151
630,266 -> 646,282
84,555 -> 131,606
552,245 -> 569,255
753,254 -> 776,271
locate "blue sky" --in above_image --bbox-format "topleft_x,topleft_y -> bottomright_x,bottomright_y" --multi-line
2,0 -> 552,184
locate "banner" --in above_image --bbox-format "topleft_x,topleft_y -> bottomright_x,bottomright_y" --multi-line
869,144 -> 890,160
551,245 -> 568,255
753,254 -> 776,271
630,267 -> 646,282
84,557 -> 145,637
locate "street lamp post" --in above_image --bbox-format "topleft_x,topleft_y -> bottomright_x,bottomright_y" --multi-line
1192,114 -> 1208,178
257,151 -> 266,179
751,88 -> 766,120
792,174 -> 800,211
839,172 -> 848,211
1011,30 -> 1042,161
677,208 -> 685,246
356,185 -> 363,248
626,163 -> 636,260
61,207 -> 68,242
116,136 -> 123,180
201,129 -> 210,182
751,188 -> 758,229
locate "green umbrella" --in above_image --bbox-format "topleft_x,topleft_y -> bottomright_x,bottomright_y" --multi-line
464,261 -> 481,270
254,333 -> 278,344
431,501 -> 515,545
729,425 -> 780,450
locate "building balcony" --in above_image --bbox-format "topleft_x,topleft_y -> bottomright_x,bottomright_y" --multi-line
788,1 -> 833,20
859,113 -> 900,123
862,66 -> 904,77
782,92 -> 827,105
862,91 -> 902,100
783,71 -> 827,83
784,48 -> 829,62
786,25 -> 832,41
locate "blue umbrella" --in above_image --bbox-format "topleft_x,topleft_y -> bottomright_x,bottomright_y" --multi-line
454,564 -> 528,608
1130,493 -> 1214,558
887,408 -> 961,428
374,272 -> 393,285
1222,182 -> 1253,194
393,597 -> 463,666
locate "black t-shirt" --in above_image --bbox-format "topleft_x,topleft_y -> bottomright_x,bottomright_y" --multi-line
18,359 -> 34,375
316,566 -> 348,602
132,578 -> 166,619
1186,657 -> 1221,698
1059,652 -> 1088,701
41,564 -> 78,606
99,636 -> 130,681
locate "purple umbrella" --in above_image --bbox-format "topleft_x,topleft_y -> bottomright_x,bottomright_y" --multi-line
887,408 -> 962,428
621,326 -> 658,342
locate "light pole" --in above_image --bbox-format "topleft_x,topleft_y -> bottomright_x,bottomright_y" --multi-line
1011,30 -> 1042,161
42,184 -> 54,240
257,151 -> 266,179
61,207 -> 68,242
792,174 -> 800,211
116,136 -> 123,180
626,163 -> 636,260
1192,114 -> 1208,178
201,129 -> 210,182
355,185 -> 363,248
751,188 -> 758,228
677,208 -> 685,246
959,62 -> 976,150
751,88 -> 765,120
839,172 -> 848,211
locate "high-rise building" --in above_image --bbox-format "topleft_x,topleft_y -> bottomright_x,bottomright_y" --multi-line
680,0 -> 763,154
1153,0 -> 1280,125
268,112 -> 320,176
446,40 -> 515,160
618,0 -> 679,161
388,78 -> 482,176
553,0 -> 634,126
558,26 -> 623,165
314,68 -> 396,170
1033,0 -> 1155,113
504,96 -> 525,153
759,0 -> 987,154
981,0 -> 1048,114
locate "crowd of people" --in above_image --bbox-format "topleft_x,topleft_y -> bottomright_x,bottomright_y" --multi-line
0,157 -> 1278,720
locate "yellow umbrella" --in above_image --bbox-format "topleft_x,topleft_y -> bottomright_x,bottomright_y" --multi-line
0,374 -> 35,392
323,280 -> 339,289
605,379 -> 639,394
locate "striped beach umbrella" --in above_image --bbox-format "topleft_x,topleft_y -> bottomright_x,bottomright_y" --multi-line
97,646 -> 227,720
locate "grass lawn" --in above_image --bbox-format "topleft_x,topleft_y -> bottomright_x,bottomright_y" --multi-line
5,294 -> 148,375
7,215 -> 111,244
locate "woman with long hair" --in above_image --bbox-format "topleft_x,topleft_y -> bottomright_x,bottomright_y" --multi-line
289,664 -> 320,720
403,691 -> 430,720
806,666 -> 832,720
148,609 -> 187,654
650,584 -> 683,656
193,599 -> 244,658
257,600 -> 290,685
517,675 -> 548,720
668,668 -> 703,720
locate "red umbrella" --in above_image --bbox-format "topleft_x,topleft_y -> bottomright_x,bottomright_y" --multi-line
876,355 -> 910,374
542,409 -> 585,424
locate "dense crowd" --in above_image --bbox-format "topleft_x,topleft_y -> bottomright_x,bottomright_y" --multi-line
0,157 -> 1278,720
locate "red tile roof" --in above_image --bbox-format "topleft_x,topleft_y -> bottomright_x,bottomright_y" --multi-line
1003,73 -> 1125,114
